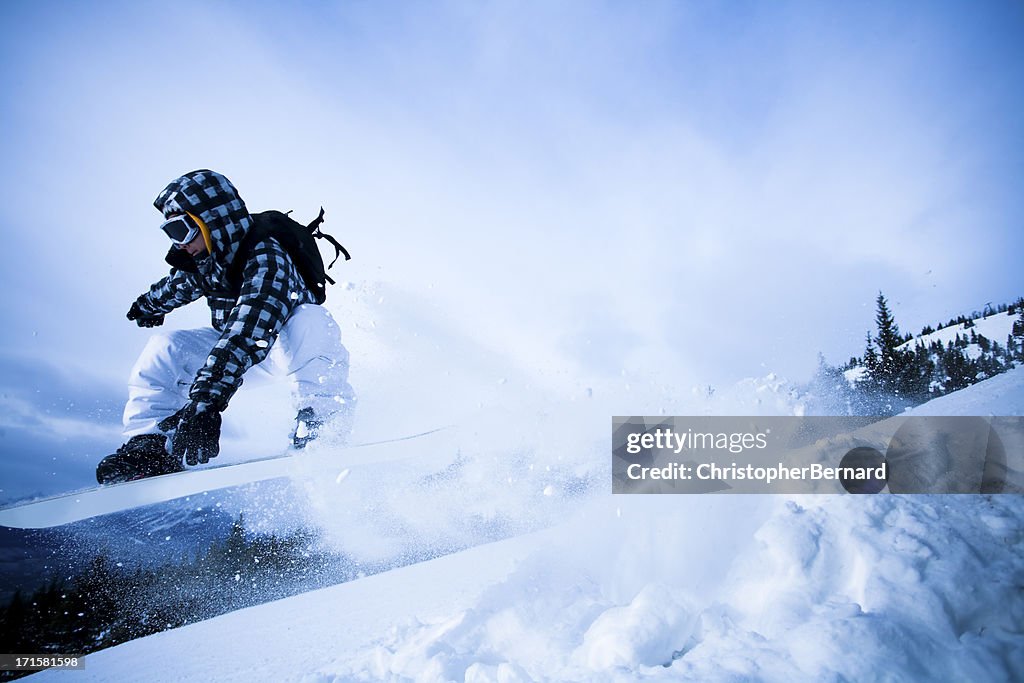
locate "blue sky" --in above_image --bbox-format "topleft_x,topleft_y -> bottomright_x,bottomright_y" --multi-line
1,1 -> 1022,497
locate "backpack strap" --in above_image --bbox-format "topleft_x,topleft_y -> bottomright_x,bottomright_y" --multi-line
226,208 -> 350,298
304,207 -> 352,271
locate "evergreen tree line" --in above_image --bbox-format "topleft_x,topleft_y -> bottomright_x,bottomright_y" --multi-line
812,293 -> 1024,416
920,299 -> 1022,338
0,516 -> 365,680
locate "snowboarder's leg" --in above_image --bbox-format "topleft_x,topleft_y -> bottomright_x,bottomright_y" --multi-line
102,328 -> 220,483
122,328 -> 221,438
273,304 -> 357,445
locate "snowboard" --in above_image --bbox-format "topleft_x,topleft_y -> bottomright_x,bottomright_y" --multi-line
0,427 -> 451,529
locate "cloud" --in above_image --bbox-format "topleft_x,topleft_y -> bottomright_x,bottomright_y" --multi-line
1,1 -> 1021,393
0,352 -> 124,502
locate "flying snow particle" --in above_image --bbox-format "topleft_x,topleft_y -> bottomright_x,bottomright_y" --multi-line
336,469 -> 351,484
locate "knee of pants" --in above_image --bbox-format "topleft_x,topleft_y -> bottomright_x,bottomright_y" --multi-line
278,305 -> 349,371
129,329 -> 213,390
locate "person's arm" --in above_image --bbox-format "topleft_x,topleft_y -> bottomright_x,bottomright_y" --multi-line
188,239 -> 305,410
126,270 -> 205,326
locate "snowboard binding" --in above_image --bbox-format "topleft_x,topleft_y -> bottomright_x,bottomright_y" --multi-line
96,434 -> 185,485
291,407 -> 323,449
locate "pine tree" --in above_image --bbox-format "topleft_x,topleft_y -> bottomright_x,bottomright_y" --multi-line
897,344 -> 933,403
0,589 -> 28,652
862,332 -> 877,374
942,342 -> 975,391
871,292 -> 905,395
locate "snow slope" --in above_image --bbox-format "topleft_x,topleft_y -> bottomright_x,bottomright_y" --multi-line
899,311 -> 1018,352
904,365 -> 1024,416
31,368 -> 1024,682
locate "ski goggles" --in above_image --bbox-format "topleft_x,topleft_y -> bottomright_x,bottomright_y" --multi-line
159,213 -> 200,245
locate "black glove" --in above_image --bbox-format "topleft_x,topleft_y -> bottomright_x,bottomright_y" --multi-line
127,300 -> 165,328
159,401 -> 222,466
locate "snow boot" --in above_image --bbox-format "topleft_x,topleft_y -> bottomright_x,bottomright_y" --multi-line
292,407 -> 323,449
96,434 -> 184,484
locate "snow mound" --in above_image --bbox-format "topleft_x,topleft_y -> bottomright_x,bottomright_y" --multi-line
574,584 -> 698,671
325,494 -> 1023,682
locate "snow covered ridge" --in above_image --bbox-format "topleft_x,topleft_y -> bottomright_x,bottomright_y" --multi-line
904,365 -> 1024,417
822,301 -> 1024,415
899,310 -> 1019,352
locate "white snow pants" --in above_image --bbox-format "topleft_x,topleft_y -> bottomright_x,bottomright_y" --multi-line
123,304 -> 355,438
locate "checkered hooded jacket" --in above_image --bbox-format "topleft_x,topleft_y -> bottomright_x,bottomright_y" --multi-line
135,169 -> 317,411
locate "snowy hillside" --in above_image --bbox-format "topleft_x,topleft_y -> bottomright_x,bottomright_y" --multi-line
841,307 -> 1020,396
905,365 -> 1024,417
899,310 -> 1018,352
30,368 -> 1024,682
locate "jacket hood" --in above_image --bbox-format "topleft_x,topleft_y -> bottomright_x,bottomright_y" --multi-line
154,169 -> 252,268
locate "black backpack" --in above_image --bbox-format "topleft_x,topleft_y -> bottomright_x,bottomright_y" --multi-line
228,208 -> 350,304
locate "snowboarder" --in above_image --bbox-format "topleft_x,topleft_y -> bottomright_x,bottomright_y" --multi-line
96,170 -> 356,484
